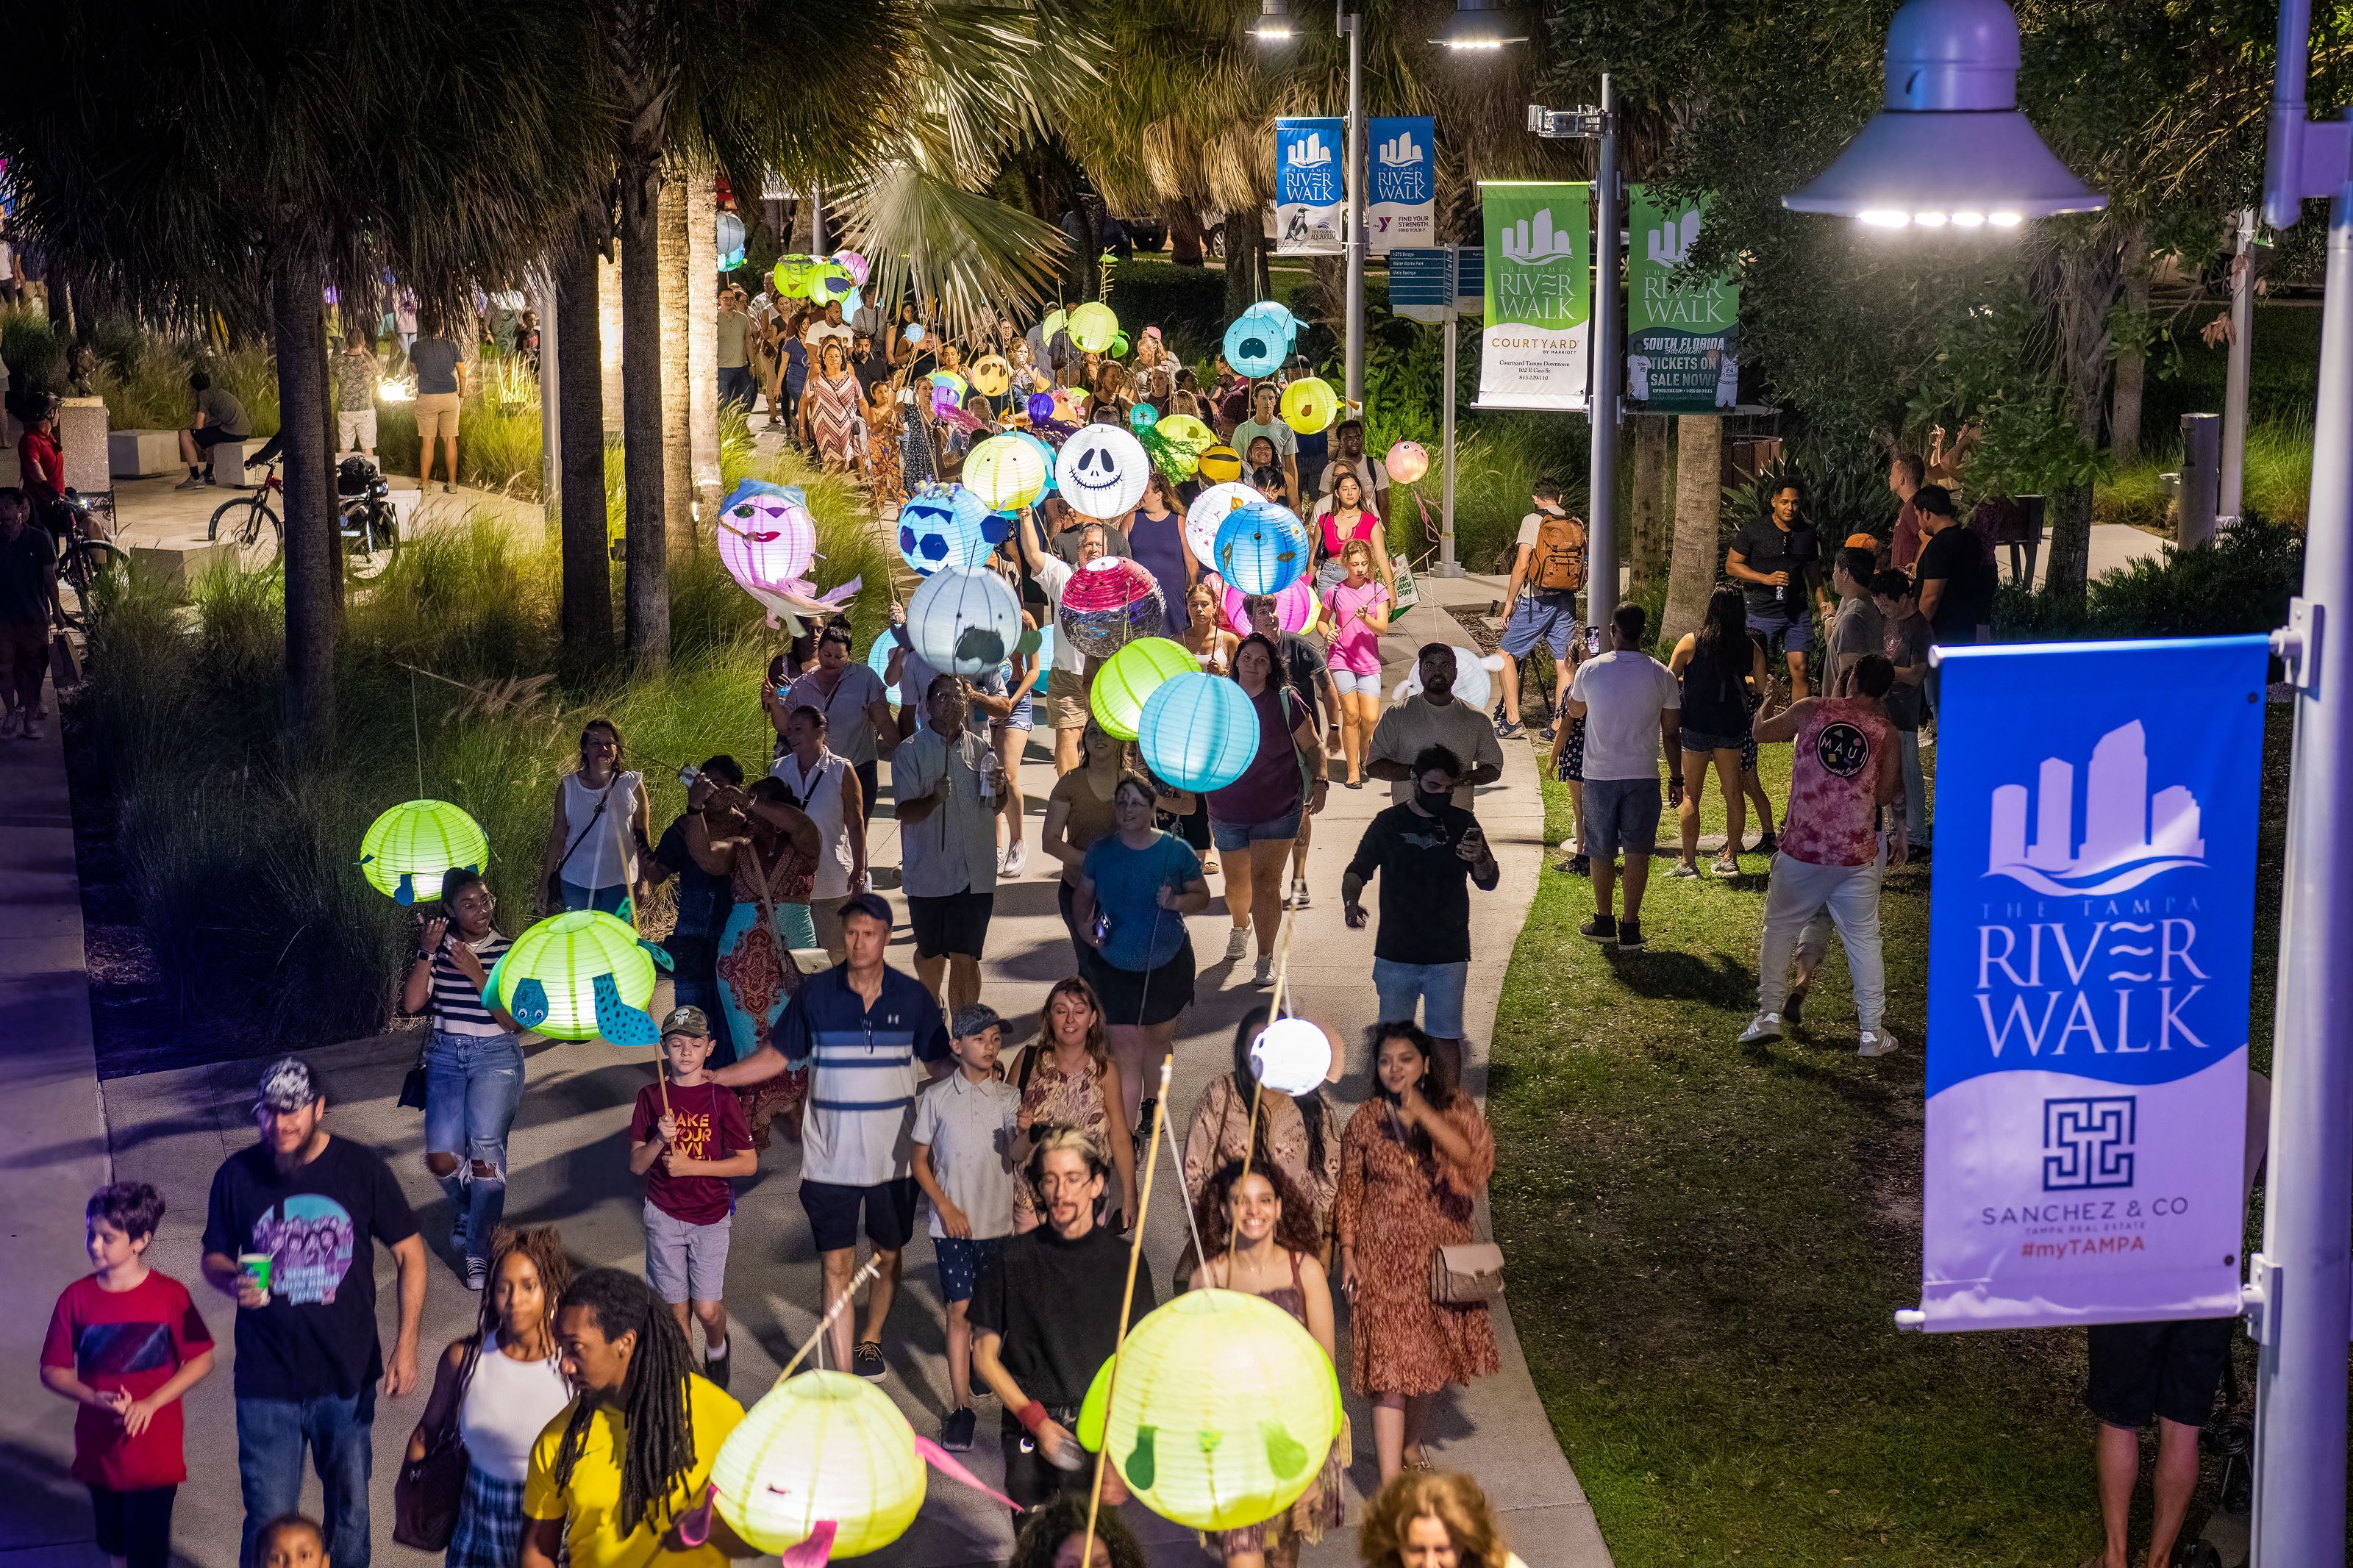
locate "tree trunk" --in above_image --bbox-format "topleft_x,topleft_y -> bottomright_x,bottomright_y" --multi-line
1628,414 -> 1671,599
2035,229 -> 2127,598
658,171 -> 696,560
1168,204 -> 1205,268
556,237 -> 613,658
1224,207 -> 1270,321
271,255 -> 337,753
2110,263 -> 2151,465
1662,414 -> 1723,649
685,168 -> 721,530
619,153 -> 670,670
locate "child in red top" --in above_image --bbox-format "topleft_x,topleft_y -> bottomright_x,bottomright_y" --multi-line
628,1006 -> 756,1389
40,1182 -> 216,1568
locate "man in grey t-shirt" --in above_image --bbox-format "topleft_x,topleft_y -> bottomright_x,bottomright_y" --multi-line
176,369 -> 253,488
1824,546 -> 1885,697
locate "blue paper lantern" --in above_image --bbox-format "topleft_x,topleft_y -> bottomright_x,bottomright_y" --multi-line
868,629 -> 900,685
1139,671 -> 1260,793
1213,501 -> 1309,595
1129,401 -> 1160,433
1222,305 -> 1294,379
896,485 -> 994,576
907,566 -> 1023,676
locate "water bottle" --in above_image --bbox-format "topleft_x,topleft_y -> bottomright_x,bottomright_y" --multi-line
979,746 -> 1004,801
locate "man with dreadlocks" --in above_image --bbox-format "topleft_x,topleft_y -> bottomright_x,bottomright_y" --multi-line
520,1270 -> 743,1568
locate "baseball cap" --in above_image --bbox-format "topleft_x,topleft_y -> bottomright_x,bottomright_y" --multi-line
256,1056 -> 322,1112
951,1003 -> 1004,1039
1844,531 -> 1880,550
660,1006 -> 711,1039
839,891 -> 892,929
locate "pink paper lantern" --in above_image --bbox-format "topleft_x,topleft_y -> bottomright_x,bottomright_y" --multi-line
1385,441 -> 1430,484
719,493 -> 818,595
1222,577 -> 1320,637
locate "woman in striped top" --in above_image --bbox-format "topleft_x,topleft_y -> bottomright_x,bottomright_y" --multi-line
401,867 -> 522,1291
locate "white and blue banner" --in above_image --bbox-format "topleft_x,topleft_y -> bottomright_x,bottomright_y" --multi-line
1275,118 -> 1346,254
1368,116 -> 1435,255
1920,635 -> 2268,1331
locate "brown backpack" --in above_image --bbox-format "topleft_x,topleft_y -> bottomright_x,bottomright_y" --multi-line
1532,511 -> 1588,593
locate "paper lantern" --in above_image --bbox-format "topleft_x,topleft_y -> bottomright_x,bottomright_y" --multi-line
1156,413 -> 1214,450
1279,377 -> 1338,436
358,800 -> 488,906
1223,307 -> 1293,379
1054,424 -> 1150,519
907,566 -> 1022,676
772,255 -> 815,297
964,434 -> 1047,512
1221,577 -> 1318,637
1249,299 -> 1300,342
929,370 -> 969,403
1402,645 -> 1501,713
1013,430 -> 1060,493
868,630 -> 901,691
1058,557 -> 1165,659
1214,502 -> 1309,595
715,213 -> 746,270
718,482 -> 819,594
1025,391 -> 1055,422
1385,441 -> 1429,484
903,323 -> 926,345
807,261 -> 854,305
710,1370 -> 924,1558
1079,1290 -> 1342,1532
1111,331 -> 1132,358
1129,402 -> 1159,433
1184,482 -> 1263,571
1139,671 -> 1259,793
971,355 -> 1013,398
896,485 -> 994,576
489,912 -> 658,1043
1041,308 -> 1069,343
832,249 -> 871,287
1197,444 -> 1243,485
1090,637 -> 1196,742
1251,1017 -> 1335,1095
1067,302 -> 1119,354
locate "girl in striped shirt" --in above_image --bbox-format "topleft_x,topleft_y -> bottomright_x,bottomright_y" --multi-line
400,868 -> 521,1291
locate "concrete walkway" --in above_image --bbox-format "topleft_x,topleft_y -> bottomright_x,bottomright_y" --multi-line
13,562 -> 1610,1567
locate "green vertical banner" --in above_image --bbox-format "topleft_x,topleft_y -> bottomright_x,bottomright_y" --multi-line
1477,182 -> 1591,411
1627,187 -> 1740,413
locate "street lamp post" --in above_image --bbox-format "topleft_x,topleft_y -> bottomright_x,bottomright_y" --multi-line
1529,84 -> 1622,629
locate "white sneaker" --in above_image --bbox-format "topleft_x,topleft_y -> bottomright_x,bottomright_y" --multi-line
1225,927 -> 1250,962
1001,842 -> 1027,877
1738,1011 -> 1785,1044
1291,879 -> 1310,909
1856,1030 -> 1900,1058
1254,955 -> 1277,988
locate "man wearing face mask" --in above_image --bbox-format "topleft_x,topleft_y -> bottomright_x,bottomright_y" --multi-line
1342,747 -> 1500,1086
1366,644 -> 1504,811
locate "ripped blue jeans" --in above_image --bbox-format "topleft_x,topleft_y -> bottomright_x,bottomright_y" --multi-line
423,1029 -> 524,1261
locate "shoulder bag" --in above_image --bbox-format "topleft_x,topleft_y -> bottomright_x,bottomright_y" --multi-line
544,778 -> 615,912
392,1336 -> 480,1550
1432,1241 -> 1506,1305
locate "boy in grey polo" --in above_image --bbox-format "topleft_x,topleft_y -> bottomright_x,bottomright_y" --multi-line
910,1003 -> 1022,1452
1565,604 -> 1682,950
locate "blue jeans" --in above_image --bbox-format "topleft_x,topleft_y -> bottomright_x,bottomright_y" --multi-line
423,1030 -> 524,1259
1894,725 -> 1929,844
1373,956 -> 1470,1039
558,879 -> 632,918
237,1387 -> 374,1568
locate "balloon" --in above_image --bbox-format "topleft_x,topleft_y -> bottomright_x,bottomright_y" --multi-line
1223,304 -> 1293,379
708,1370 -> 925,1558
971,355 -> 1013,398
1385,441 -> 1430,484
831,248 -> 871,287
1185,482 -> 1264,571
1057,556 -> 1165,659
717,482 -> 819,595
907,566 -> 1022,676
1251,1015 -> 1336,1095
1054,425 -> 1151,520
1214,501 -> 1310,595
896,485 -> 994,576
489,912 -> 659,1043
357,801 -> 487,906
963,434 -> 1048,512
1196,444 -> 1243,485
1090,637 -> 1198,742
1128,401 -> 1159,433
1279,376 -> 1338,435
1026,391 -> 1055,422
1402,644 -> 1501,712
1139,671 -> 1259,793
1078,1289 -> 1343,1531
1067,301 -> 1119,353
1222,578 -> 1318,637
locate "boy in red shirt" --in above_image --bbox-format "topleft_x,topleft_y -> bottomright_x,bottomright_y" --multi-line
629,1006 -> 756,1391
40,1182 -> 216,1568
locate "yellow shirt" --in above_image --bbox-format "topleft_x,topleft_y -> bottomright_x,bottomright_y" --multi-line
521,1374 -> 745,1568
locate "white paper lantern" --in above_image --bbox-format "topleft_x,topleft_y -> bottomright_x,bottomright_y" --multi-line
1400,644 -> 1500,713
1251,1017 -> 1335,1095
1184,482 -> 1263,572
907,566 -> 1023,677
1054,424 -> 1151,519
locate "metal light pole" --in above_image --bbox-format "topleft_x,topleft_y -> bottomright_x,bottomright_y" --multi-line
1586,75 -> 1621,628
2220,207 -> 2257,524
2249,4 -> 2353,1558
1342,5 -> 1365,410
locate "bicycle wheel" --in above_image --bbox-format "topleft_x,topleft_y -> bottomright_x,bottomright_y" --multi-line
58,540 -> 129,630
341,501 -> 401,581
208,495 -> 283,573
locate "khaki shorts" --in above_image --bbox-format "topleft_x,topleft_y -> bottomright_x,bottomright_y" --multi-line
414,391 -> 460,441
337,409 -> 378,451
1047,665 -> 1090,731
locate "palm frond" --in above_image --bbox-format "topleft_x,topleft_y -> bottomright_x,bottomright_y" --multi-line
838,165 -> 1070,334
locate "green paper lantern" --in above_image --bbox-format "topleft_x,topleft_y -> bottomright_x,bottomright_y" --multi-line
357,800 -> 488,906
1111,331 -> 1132,359
490,911 -> 657,1042
709,1370 -> 925,1558
1077,1289 -> 1342,1532
1090,637 -> 1197,742
1067,301 -> 1120,354
1041,307 -> 1069,343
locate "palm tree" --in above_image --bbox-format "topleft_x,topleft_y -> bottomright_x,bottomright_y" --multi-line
1663,413 -> 1721,648
0,0 -> 604,751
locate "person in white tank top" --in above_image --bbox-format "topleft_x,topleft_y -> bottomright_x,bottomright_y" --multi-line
771,704 -> 866,961
406,1228 -> 573,1568
539,718 -> 653,917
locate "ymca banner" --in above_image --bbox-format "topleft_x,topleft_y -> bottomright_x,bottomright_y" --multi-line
1627,187 -> 1740,414
1477,182 -> 1590,412
1920,636 -> 2268,1331
1275,118 -> 1345,254
1368,116 -> 1435,255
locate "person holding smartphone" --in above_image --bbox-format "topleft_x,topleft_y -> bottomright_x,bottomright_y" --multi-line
399,868 -> 519,1289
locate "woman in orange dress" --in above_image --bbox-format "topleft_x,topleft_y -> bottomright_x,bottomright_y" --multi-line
1334,1020 -> 1499,1483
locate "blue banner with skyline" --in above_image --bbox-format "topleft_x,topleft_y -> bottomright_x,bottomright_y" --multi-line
1274,117 -> 1344,254
1368,115 -> 1435,254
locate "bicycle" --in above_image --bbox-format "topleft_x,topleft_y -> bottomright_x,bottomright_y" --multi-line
49,489 -> 129,631
207,457 -> 285,572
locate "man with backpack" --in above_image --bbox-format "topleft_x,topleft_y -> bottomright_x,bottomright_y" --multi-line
1496,479 -> 1587,741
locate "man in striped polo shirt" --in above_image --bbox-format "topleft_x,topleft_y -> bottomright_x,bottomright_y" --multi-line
713,892 -> 950,1378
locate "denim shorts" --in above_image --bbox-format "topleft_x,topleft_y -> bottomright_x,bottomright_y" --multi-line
1501,590 -> 1579,659
1581,777 -> 1662,861
1682,728 -> 1750,753
1210,804 -> 1304,852
1373,956 -> 1469,1039
1746,599 -> 1814,655
422,1030 -> 524,1170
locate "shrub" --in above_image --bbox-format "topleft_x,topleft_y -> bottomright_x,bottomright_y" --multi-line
1993,514 -> 2303,642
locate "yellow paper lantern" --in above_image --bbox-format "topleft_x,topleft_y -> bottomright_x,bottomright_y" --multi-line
487,911 -> 657,1043
357,800 -> 488,906
1278,376 -> 1338,436
971,355 -> 1013,398
1041,307 -> 1069,343
709,1371 -> 925,1558
1066,301 -> 1120,354
963,434 -> 1049,512
1078,1289 -> 1343,1531
1155,413 -> 1215,450
1090,637 -> 1199,742
1197,444 -> 1243,484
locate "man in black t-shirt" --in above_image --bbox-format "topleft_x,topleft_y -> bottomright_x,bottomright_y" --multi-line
1913,484 -> 1996,646
970,1128 -> 1154,1511
1725,479 -> 1833,699
1342,745 -> 1502,1086
648,755 -> 748,1063
201,1057 -> 424,1568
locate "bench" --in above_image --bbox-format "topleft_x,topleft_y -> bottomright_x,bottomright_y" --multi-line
210,438 -> 268,487
110,429 -> 182,479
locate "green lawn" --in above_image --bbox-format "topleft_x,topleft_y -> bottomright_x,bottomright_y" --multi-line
1488,726 -> 2287,1566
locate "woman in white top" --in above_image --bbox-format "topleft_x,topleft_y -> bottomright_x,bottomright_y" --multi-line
407,1225 -> 573,1568
770,702 -> 865,961
538,717 -> 652,917
777,622 -> 898,828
